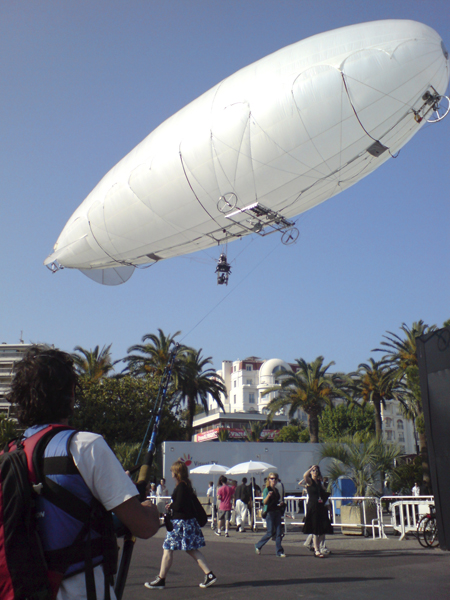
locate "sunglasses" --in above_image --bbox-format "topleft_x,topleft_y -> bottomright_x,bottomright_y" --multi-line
269,477 -> 277,480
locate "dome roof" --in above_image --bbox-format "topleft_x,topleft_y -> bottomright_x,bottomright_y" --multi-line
259,358 -> 292,379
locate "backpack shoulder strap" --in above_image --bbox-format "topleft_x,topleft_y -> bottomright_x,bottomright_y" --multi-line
23,424 -> 75,483
32,428 -> 98,525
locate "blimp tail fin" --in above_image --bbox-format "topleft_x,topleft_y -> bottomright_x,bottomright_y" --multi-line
78,265 -> 135,286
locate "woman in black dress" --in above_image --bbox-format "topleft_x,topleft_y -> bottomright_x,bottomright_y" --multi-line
145,460 -> 217,589
302,465 -> 333,558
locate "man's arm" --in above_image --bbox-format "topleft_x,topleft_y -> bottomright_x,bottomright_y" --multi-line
113,497 -> 160,539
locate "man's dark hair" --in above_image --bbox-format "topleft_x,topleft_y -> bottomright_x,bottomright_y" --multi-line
9,345 -> 78,426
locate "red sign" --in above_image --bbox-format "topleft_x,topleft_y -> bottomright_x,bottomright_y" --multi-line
195,428 -> 278,442
196,429 -> 219,442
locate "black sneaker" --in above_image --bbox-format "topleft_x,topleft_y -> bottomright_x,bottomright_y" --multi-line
199,572 -> 217,588
144,576 -> 165,589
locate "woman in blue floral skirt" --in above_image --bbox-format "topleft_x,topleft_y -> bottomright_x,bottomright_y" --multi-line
144,460 -> 217,590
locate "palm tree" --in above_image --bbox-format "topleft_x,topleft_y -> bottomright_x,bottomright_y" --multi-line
262,356 -> 343,443
350,358 -> 407,440
176,348 -> 226,441
374,321 -> 437,493
320,434 -> 401,497
374,321 -> 435,374
124,329 -> 185,378
72,344 -> 117,381
217,428 -> 229,442
245,421 -> 267,442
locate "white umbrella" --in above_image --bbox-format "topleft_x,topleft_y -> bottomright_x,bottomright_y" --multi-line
225,460 -> 276,475
189,464 -> 230,475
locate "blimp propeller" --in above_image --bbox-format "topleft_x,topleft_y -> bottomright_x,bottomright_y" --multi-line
44,20 -> 450,286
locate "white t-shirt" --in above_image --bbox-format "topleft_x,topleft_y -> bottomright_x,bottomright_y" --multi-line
412,485 -> 421,497
57,432 -> 138,600
156,484 -> 169,497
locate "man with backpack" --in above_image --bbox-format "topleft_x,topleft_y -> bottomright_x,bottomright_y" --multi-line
2,345 -> 160,600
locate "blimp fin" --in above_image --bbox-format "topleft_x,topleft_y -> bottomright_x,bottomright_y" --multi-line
78,265 -> 135,286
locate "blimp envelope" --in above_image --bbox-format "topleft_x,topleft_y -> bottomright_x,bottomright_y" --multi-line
44,20 -> 450,285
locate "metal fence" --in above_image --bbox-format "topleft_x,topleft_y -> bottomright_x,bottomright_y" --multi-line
252,494 -> 434,539
149,493 -> 435,540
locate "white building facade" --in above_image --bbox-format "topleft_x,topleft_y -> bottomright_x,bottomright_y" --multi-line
381,402 -> 417,455
0,343 -> 34,416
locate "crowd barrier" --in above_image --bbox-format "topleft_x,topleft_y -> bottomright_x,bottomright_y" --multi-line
149,493 -> 434,540
251,494 -> 434,539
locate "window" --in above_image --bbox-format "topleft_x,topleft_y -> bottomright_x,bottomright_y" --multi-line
385,417 -> 392,428
398,432 -> 405,443
233,365 -> 236,372
397,420 -> 404,430
246,365 -> 252,371
249,393 -> 255,404
234,381 -> 236,388
386,431 -> 394,441
234,395 -> 236,404
246,379 -> 252,385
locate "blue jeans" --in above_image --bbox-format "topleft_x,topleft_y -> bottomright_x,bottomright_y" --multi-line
255,511 -> 284,555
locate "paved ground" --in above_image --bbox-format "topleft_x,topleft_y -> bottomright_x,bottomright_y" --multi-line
120,525 -> 450,600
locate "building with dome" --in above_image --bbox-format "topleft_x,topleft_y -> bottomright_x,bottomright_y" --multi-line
192,356 -> 417,454
192,357 -> 307,442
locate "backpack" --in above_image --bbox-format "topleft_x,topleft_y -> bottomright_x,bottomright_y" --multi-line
0,425 -> 117,600
191,494 -> 208,527
0,424 -> 68,600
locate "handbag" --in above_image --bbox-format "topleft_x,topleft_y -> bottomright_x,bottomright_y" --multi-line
164,509 -> 174,532
191,493 -> 208,527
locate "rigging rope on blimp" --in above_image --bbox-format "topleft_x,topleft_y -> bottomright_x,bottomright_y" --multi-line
179,230 -> 287,344
340,70 -> 400,159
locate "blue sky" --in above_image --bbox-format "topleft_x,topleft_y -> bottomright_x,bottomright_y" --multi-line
1,0 -> 449,375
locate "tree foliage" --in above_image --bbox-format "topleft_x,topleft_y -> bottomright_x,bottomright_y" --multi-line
0,414 -> 18,447
273,423 -> 309,443
374,320 -> 437,492
175,348 -> 226,440
124,329 -> 185,379
319,404 -> 375,441
245,420 -> 268,442
263,357 -> 344,443
72,375 -> 186,447
217,428 -> 229,442
320,435 -> 401,497
350,359 -> 407,440
72,344 -> 117,381
389,456 -> 423,494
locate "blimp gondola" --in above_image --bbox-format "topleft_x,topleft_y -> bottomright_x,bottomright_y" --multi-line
44,19 -> 450,285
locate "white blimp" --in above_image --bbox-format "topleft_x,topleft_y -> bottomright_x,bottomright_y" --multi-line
44,19 -> 449,285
